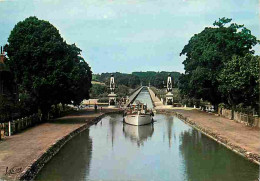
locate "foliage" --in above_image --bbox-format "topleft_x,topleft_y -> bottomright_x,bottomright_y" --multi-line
90,84 -> 108,98
181,97 -> 200,107
17,92 -> 38,117
132,71 -> 180,87
90,83 -> 130,102
132,71 -> 156,86
97,97 -> 109,103
5,16 -> 92,118
93,71 -> 181,88
116,85 -> 130,98
96,72 -> 140,88
179,17 -> 259,107
173,88 -> 181,103
92,74 -> 100,81
0,95 -> 16,122
218,54 -> 259,109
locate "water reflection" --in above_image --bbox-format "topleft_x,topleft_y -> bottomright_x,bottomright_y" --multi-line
36,114 -> 259,181
109,115 -> 118,147
123,124 -> 154,147
36,99 -> 259,181
179,129 -> 259,181
165,115 -> 174,148
36,129 -> 92,181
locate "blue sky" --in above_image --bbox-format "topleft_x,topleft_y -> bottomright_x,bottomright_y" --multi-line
0,0 -> 259,73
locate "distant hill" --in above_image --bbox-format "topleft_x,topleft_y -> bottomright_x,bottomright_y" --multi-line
93,71 -> 181,88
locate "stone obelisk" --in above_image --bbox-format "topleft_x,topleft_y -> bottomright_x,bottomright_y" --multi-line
108,74 -> 117,108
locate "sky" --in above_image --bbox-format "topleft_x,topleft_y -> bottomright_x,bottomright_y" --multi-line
0,0 -> 259,74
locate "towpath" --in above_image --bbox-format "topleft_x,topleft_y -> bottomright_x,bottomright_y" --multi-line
0,108 -> 119,180
147,87 -> 164,107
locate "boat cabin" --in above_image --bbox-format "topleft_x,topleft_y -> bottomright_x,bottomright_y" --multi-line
128,101 -> 148,114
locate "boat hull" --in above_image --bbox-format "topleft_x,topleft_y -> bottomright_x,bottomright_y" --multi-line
124,114 -> 153,126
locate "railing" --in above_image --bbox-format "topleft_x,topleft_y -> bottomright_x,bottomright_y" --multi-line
125,86 -> 144,107
0,107 -> 76,139
0,114 -> 41,138
218,108 -> 260,127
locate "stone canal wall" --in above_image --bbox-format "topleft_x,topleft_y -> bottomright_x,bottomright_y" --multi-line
18,110 -> 123,181
156,109 -> 260,165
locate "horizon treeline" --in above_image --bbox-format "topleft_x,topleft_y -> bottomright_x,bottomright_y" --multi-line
93,71 -> 181,89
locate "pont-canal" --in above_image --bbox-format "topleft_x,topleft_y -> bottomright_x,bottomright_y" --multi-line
35,88 -> 259,181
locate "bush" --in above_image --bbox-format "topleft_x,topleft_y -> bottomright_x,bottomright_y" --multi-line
98,97 -> 109,103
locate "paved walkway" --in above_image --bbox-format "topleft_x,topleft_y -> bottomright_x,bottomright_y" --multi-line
0,109 -> 117,180
147,87 -> 164,107
172,108 -> 260,157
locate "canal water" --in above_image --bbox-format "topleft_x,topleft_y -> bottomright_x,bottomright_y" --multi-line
36,90 -> 259,181
133,87 -> 154,109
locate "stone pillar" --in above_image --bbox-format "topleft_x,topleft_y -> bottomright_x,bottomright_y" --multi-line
108,74 -> 117,108
108,93 -> 117,108
165,74 -> 173,106
165,92 -> 173,105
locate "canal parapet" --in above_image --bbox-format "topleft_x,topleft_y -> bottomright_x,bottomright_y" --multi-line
125,86 -> 144,107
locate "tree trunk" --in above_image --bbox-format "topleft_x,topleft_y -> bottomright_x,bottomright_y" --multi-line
228,93 -> 235,120
213,103 -> 218,113
40,107 -> 49,121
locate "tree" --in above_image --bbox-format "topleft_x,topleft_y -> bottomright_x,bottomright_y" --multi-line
128,75 -> 140,88
218,54 -> 259,110
90,84 -> 108,98
95,71 -> 181,88
179,17 -> 259,107
6,16 -> 92,118
0,95 -> 16,122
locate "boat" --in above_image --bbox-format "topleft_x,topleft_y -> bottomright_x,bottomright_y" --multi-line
123,100 -> 154,126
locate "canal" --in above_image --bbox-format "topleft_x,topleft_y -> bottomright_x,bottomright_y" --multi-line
36,89 -> 259,181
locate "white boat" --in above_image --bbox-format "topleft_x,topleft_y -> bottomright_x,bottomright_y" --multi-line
124,101 -> 154,126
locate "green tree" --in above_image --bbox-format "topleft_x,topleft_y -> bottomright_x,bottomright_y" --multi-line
128,75 -> 140,88
0,95 -> 16,122
6,16 -> 92,118
62,44 -> 92,105
179,17 -> 259,107
218,54 -> 259,110
90,84 -> 108,98
116,85 -> 129,97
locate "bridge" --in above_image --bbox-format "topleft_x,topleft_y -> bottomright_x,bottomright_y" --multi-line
124,86 -> 144,107
106,74 -> 174,109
